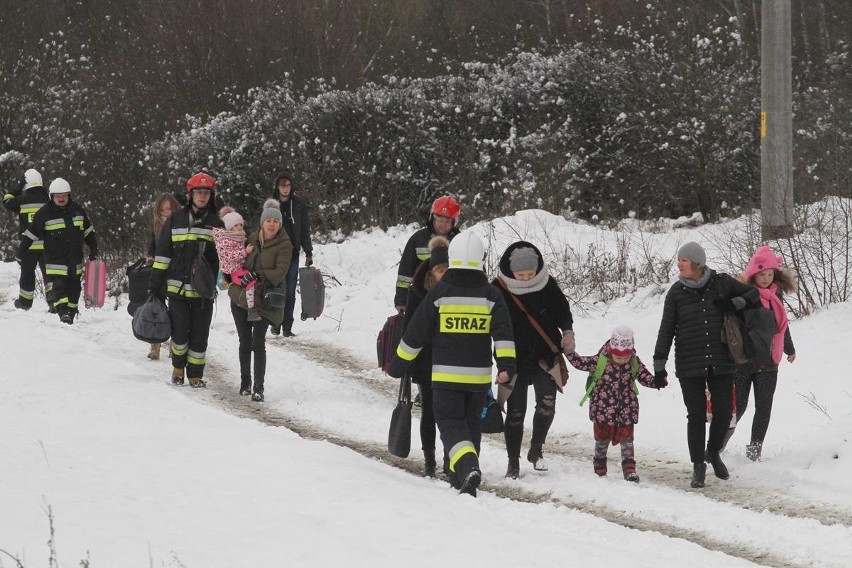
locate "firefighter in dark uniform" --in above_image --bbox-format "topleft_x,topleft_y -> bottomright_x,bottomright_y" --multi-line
4,168 -> 50,310
394,195 -> 461,313
388,230 -> 516,497
18,177 -> 98,324
149,172 -> 223,387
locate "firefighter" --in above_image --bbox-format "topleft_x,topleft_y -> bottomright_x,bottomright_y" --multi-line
18,177 -> 98,324
4,169 -> 49,310
387,230 -> 516,497
393,195 -> 461,313
149,172 -> 224,388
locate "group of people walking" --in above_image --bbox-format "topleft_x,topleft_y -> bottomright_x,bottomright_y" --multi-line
5,172 -> 797,495
386,196 -> 796,496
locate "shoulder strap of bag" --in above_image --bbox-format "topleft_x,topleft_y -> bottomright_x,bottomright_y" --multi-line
496,277 -> 559,354
580,353 -> 609,406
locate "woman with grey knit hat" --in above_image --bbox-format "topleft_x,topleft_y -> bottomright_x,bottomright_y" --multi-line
493,241 -> 574,479
653,241 -> 759,488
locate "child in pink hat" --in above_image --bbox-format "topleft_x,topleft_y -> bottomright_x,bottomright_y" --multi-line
213,207 -> 260,321
725,246 -> 797,461
566,324 -> 665,482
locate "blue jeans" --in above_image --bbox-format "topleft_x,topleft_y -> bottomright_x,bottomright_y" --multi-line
282,259 -> 299,332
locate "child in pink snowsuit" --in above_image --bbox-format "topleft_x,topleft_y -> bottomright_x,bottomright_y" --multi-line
213,208 -> 259,320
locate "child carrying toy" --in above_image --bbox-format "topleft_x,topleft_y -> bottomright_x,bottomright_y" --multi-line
213,207 -> 259,321
567,325 -> 666,482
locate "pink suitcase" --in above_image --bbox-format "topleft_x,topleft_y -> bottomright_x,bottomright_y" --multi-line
84,259 -> 107,308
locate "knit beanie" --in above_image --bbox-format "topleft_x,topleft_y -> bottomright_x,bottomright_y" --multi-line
677,241 -> 706,267
509,246 -> 538,273
429,236 -> 450,268
609,324 -> 635,357
221,211 -> 244,230
743,245 -> 783,282
260,198 -> 283,225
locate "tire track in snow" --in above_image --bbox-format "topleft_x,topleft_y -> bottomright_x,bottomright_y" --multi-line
196,336 -> 849,568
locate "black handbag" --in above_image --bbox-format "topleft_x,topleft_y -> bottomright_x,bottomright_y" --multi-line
387,375 -> 413,458
260,279 -> 287,309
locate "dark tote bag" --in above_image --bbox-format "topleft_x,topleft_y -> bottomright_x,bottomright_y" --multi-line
387,375 -> 413,458
481,388 -> 504,433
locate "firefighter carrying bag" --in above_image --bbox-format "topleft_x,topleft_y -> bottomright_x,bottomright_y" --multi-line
132,295 -> 171,344
387,374 -> 412,458
377,313 -> 404,372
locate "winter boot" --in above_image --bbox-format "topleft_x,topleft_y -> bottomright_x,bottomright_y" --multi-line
59,311 -> 74,325
622,459 -> 639,482
13,298 -> 31,310
459,469 -> 481,497
148,343 -> 161,360
188,377 -> 207,388
527,443 -> 548,471
171,367 -> 185,386
251,391 -> 264,402
706,448 -> 730,480
270,324 -> 281,336
423,449 -> 437,478
593,457 -> 607,477
745,441 -> 763,462
691,462 -> 707,488
505,457 -> 520,479
413,391 -> 422,408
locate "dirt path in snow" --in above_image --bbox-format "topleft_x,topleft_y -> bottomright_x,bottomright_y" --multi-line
198,335 -> 851,568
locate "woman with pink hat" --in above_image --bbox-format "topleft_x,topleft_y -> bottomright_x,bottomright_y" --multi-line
725,246 -> 797,461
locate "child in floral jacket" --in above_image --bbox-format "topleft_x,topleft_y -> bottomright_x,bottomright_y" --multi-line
213,207 -> 259,320
566,325 -> 665,482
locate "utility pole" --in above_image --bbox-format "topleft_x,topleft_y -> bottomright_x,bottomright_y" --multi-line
761,0 -> 794,239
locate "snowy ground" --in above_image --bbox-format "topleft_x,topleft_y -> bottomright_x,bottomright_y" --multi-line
2,210 -> 851,567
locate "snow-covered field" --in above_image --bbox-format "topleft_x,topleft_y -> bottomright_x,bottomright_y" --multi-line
2,210 -> 850,567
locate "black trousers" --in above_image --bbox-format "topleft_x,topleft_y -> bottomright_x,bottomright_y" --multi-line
48,274 -> 81,315
18,249 -> 46,306
504,366 -> 557,459
433,387 -> 485,488
231,302 -> 269,394
735,368 -> 778,444
417,380 -> 437,454
168,297 -> 214,379
679,369 -> 734,463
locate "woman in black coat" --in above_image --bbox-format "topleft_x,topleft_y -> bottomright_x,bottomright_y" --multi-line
403,236 -> 450,477
654,241 -> 759,488
493,241 -> 574,479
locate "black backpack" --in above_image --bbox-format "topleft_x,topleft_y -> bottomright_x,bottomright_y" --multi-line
722,306 -> 777,367
125,258 -> 152,316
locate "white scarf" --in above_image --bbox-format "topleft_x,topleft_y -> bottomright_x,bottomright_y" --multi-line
500,264 -> 549,295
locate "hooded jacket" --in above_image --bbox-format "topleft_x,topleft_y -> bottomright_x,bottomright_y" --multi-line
492,241 -> 573,377
272,174 -> 313,260
394,221 -> 461,307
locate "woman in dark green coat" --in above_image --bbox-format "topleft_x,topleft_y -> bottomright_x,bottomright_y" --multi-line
228,199 -> 293,401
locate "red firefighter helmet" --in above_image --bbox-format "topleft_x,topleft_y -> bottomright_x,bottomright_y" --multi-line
430,195 -> 460,220
186,172 -> 217,194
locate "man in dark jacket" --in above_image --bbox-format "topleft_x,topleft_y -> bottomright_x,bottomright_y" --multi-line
149,172 -> 223,388
4,168 -> 49,310
654,241 -> 759,489
18,177 -> 98,324
394,195 -> 461,313
269,173 -> 313,336
388,230 -> 516,497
